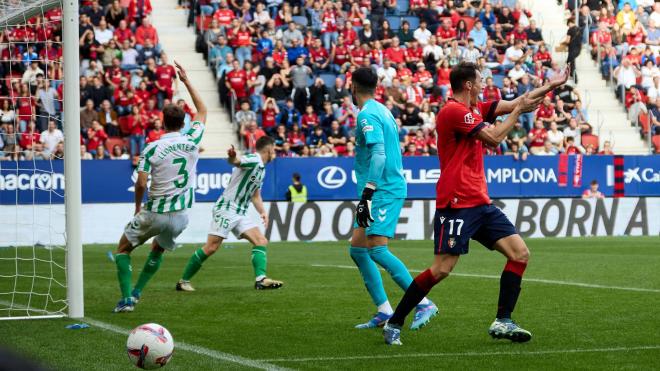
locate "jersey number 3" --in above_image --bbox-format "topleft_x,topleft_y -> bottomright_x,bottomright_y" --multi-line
172,158 -> 189,189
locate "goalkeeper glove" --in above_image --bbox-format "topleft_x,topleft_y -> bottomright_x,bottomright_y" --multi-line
356,186 -> 375,228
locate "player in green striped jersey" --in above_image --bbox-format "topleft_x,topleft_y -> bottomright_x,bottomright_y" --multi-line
177,136 -> 284,291
113,62 -> 207,313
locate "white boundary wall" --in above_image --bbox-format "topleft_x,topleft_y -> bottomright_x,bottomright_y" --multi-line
1,198 -> 658,246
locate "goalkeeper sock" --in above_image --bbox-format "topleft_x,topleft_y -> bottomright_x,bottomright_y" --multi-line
115,253 -> 132,300
181,248 -> 209,281
133,249 -> 164,294
251,246 -> 267,281
497,260 -> 527,319
368,245 -> 413,291
349,246 -> 388,308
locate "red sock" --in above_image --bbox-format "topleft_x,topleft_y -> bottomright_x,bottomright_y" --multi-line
414,269 -> 441,292
504,260 -> 527,277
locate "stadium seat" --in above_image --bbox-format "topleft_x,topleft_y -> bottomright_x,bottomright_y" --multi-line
319,73 -> 337,88
638,112 -> 650,137
461,16 -> 475,32
653,135 -> 660,153
581,134 -> 599,151
395,0 -> 410,15
401,16 -> 420,30
105,138 -> 125,152
386,16 -> 401,31
292,15 -> 308,27
195,16 -> 213,32
491,74 -> 505,87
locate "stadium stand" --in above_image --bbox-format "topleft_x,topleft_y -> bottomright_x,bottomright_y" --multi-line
190,0 -> 622,158
3,0 -> 656,161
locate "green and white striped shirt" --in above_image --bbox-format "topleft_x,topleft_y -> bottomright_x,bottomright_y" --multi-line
137,121 -> 205,214
215,154 -> 266,215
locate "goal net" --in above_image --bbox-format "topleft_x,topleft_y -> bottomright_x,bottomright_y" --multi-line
0,0 -> 81,319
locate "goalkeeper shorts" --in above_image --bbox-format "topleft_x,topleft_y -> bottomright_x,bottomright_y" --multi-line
353,198 -> 405,239
124,209 -> 189,250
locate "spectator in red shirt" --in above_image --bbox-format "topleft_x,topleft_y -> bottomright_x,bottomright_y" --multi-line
127,105 -> 146,157
87,120 -> 108,156
536,96 -> 557,126
241,120 -> 266,152
533,44 -> 552,68
331,34 -> 351,73
135,18 -> 159,51
287,124 -> 306,153
146,118 -> 163,143
127,0 -> 152,26
527,119 -> 548,155
226,59 -> 248,99
482,77 -> 502,101
436,19 -> 457,46
261,97 -> 280,135
113,19 -> 135,46
155,53 -> 176,108
403,143 -> 421,156
384,37 -> 406,65
233,22 -> 255,67
414,63 -> 434,90
213,0 -> 235,27
300,105 -> 319,133
309,38 -> 330,74
19,120 -> 41,150
582,180 -> 605,199
320,1 -> 340,50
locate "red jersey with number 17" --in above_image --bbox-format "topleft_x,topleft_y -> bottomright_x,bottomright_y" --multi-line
435,98 -> 499,209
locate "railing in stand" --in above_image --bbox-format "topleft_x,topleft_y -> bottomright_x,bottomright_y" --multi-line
648,110 -> 655,154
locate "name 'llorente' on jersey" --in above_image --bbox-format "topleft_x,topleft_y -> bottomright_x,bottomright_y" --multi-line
355,99 -> 407,199
216,154 -> 266,215
137,121 -> 205,213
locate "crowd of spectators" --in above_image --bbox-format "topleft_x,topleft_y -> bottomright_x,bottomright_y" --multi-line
588,0 -> 660,150
198,0 -> 611,158
0,0 -> 192,162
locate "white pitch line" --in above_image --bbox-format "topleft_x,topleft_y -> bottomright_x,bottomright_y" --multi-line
311,264 -> 660,293
83,318 -> 291,371
257,345 -> 660,363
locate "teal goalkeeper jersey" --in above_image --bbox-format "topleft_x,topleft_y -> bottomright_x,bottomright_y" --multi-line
355,99 -> 407,200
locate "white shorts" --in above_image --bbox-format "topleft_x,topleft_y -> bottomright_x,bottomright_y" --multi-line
124,209 -> 189,250
208,207 -> 258,239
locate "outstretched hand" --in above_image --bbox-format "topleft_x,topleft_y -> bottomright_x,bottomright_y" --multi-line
518,92 -> 542,113
548,66 -> 570,88
174,60 -> 188,83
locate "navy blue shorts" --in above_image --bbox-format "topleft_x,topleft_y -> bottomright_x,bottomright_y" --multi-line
433,204 -> 517,255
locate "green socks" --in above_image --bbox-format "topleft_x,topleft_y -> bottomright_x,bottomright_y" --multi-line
181,248 -> 209,281
115,253 -> 132,300
251,246 -> 267,280
133,249 -> 164,294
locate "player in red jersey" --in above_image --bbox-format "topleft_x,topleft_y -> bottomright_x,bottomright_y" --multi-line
383,62 -> 569,345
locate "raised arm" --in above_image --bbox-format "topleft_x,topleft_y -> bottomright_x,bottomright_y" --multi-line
227,144 -> 241,167
174,60 -> 207,124
495,66 -> 569,116
477,93 -> 539,147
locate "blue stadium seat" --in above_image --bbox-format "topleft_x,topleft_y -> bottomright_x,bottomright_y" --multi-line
401,16 -> 420,30
386,16 -> 401,31
395,0 -> 410,15
319,73 -> 337,88
492,74 -> 505,87
292,15 -> 308,27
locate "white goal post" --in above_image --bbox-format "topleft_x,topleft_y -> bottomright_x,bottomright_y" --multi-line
0,0 -> 82,319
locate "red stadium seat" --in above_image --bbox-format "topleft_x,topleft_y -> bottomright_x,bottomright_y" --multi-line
581,134 -> 599,151
461,16 -> 475,32
653,135 -> 660,153
105,138 -> 125,153
638,112 -> 650,136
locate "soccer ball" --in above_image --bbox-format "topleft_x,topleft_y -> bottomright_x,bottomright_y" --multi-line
126,323 -> 174,369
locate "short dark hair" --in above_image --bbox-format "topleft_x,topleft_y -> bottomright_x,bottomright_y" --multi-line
292,172 -> 301,181
256,135 -> 275,151
162,104 -> 186,131
591,180 -> 599,186
351,67 -> 378,95
449,62 -> 479,92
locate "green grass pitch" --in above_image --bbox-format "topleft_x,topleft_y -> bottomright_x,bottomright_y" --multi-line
1,237 -> 659,370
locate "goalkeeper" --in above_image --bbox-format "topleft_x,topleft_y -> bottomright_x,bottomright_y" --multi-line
349,67 -> 437,330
